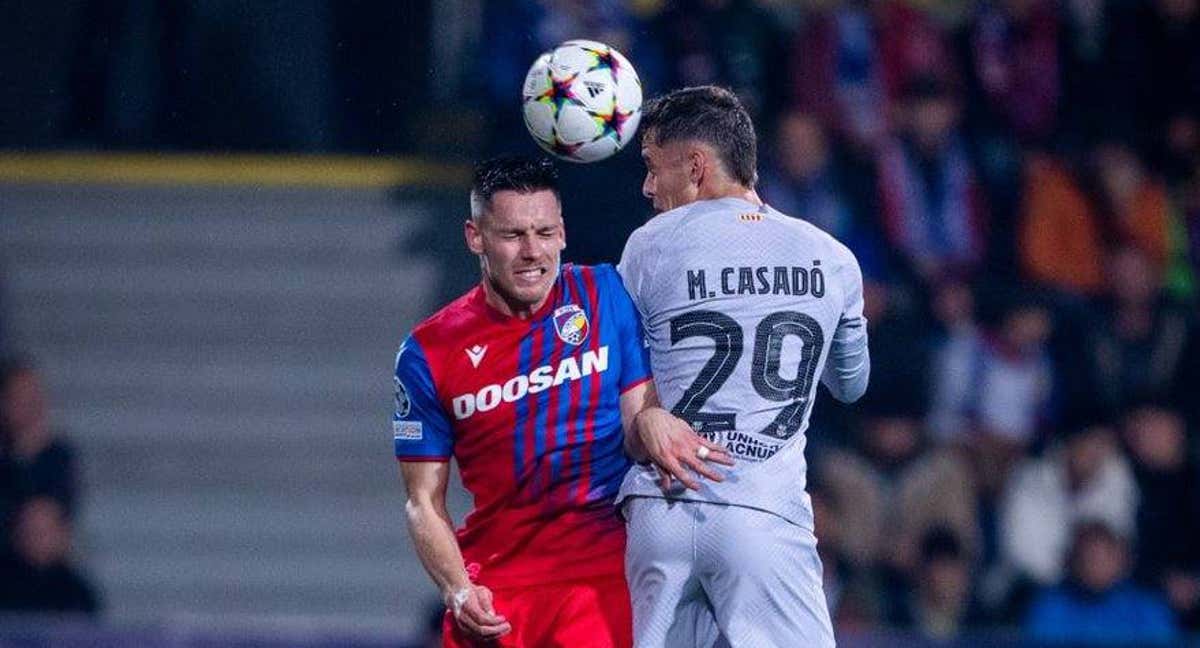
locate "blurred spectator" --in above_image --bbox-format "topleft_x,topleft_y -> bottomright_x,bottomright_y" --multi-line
928,290 -> 1053,451
834,282 -> 930,450
760,110 -> 888,279
877,76 -> 988,289
1057,0 -> 1136,147
888,526 -> 982,639
963,0 -> 1061,145
930,290 -> 1054,594
999,421 -> 1137,590
1071,247 -> 1197,418
1171,162 -> 1200,303
810,479 -> 883,631
0,357 -> 78,520
648,0 -> 786,121
789,0 -> 888,149
819,407 -> 978,578
1123,403 -> 1200,630
1025,520 -> 1178,644
789,0 -> 955,150
1016,152 -> 1099,297
957,0 -> 1058,272
0,497 -> 99,615
926,279 -> 975,434
1019,143 -> 1171,298
1134,0 -> 1200,182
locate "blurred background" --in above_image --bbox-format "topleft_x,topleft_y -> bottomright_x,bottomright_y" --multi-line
1,0 -> 1198,646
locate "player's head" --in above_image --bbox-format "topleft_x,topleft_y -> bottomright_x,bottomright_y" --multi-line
1069,520 -> 1128,594
465,155 -> 565,318
0,355 -> 44,435
639,86 -> 757,212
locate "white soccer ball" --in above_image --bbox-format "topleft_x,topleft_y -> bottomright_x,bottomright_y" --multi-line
522,40 -> 643,163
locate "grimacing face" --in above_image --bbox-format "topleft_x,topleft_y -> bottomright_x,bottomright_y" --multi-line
641,137 -> 701,213
465,189 -> 565,317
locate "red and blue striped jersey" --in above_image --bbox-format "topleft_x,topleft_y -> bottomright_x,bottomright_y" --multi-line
392,264 -> 652,587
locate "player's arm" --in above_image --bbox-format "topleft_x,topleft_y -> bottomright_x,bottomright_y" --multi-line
392,336 -> 509,639
608,261 -> 731,490
399,461 -> 511,639
620,376 -> 732,491
822,256 -> 871,403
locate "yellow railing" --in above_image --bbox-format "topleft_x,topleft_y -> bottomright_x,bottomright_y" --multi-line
0,152 -> 470,189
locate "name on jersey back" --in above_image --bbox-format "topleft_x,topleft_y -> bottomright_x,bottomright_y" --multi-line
685,261 -> 826,302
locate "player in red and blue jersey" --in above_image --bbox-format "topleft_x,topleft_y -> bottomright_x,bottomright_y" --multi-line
393,156 -> 656,647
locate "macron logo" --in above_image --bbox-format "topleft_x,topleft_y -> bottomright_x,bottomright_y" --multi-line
451,346 -> 609,420
466,345 -> 487,368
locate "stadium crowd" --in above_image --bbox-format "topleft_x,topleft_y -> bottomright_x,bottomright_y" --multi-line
482,0 -> 1200,643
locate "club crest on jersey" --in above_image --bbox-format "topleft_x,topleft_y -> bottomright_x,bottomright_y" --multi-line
552,304 -> 589,345
394,376 -> 411,418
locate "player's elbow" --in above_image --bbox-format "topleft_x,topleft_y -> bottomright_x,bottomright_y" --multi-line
405,495 -> 441,527
404,498 -> 424,525
832,379 -> 868,404
829,364 -> 870,404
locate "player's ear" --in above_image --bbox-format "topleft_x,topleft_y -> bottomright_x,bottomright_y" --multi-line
687,147 -> 705,186
464,217 -> 484,255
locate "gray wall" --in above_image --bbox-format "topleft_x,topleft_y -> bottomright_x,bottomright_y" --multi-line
1,181 -> 473,633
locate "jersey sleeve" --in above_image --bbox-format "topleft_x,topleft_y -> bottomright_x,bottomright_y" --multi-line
392,335 -> 453,461
600,265 -> 653,393
821,254 -> 871,403
616,226 -> 652,320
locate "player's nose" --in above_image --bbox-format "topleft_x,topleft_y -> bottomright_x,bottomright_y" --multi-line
641,174 -> 654,199
518,233 -> 539,258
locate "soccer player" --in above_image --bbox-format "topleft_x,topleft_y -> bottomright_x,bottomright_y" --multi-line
617,86 -> 872,647
393,156 -> 723,647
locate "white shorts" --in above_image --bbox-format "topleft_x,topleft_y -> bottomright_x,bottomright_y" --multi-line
623,497 -> 834,648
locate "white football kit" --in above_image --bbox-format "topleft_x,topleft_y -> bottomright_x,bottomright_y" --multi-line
616,197 -> 871,647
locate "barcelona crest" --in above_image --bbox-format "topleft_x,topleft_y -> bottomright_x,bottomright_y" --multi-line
552,304 -> 590,345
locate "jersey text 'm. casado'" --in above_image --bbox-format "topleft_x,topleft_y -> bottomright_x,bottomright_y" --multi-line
685,262 -> 826,302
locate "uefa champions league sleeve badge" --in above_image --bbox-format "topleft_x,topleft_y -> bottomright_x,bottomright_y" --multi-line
552,304 -> 590,345
394,376 -> 411,418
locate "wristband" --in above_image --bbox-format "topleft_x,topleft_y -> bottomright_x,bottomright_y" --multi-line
450,586 -> 471,617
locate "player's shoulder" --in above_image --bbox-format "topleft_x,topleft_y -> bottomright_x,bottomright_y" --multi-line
624,202 -> 707,251
561,262 -> 624,295
408,286 -> 488,351
766,205 -> 860,266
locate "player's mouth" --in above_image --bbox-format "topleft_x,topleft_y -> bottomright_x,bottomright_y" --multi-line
513,267 -> 547,283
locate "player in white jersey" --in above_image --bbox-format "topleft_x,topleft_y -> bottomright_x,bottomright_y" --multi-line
617,86 -> 871,647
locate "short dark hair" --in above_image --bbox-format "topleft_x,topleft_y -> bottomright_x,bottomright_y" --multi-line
470,155 -> 559,219
640,86 -> 758,187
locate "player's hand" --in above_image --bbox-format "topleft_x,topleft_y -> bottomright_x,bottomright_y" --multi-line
635,407 -> 733,491
447,584 -> 512,640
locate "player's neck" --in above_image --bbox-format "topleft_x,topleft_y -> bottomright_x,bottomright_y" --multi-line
480,280 -> 549,320
696,180 -> 762,206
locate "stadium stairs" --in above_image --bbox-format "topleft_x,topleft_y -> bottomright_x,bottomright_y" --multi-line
0,172 -> 471,634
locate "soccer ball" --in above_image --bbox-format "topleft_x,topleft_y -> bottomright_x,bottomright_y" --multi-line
522,40 -> 643,163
